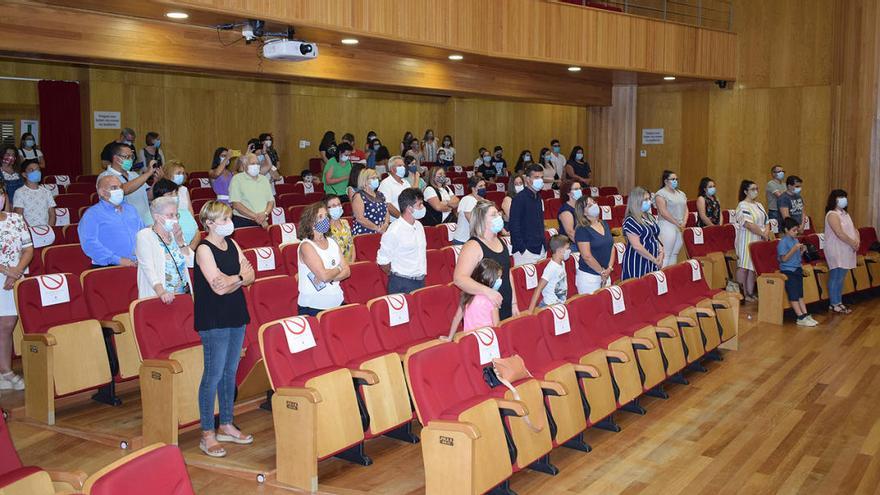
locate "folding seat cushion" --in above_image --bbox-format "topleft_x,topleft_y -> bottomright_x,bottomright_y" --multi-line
42,244 -> 91,277
412,284 -> 460,340
353,233 -> 382,262
534,302 -> 617,426
318,305 -> 413,437
406,341 -> 512,495
498,315 -> 587,448
231,226 -> 270,249
425,248 -> 453,287
511,259 -> 550,312
242,246 -> 287,279
660,262 -> 723,357
83,444 -> 193,495
368,294 -> 431,357
81,266 -> 142,380
457,329 -> 554,471
673,260 -> 741,344
341,262 -> 387,304
750,240 -> 820,324
643,271 -> 692,374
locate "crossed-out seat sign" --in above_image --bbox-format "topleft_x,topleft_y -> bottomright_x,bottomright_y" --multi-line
55,208 -> 70,226
280,223 -> 298,244
282,316 -> 316,353
38,274 -> 71,306
651,271 -> 668,295
550,304 -> 571,335
474,327 -> 500,364
385,294 -> 409,326
271,207 -> 286,225
607,285 -> 626,314
255,247 -> 276,271
523,264 -> 538,290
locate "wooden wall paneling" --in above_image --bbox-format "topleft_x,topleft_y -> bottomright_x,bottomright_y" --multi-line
588,85 -> 637,192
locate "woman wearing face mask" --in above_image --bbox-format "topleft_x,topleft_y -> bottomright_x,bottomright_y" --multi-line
259,133 -> 279,170
17,133 -> 45,170
400,131 -> 414,155
166,161 -> 196,228
1,146 -> 23,205
574,195 -> 615,294
453,176 -> 486,245
324,195 -> 355,263
557,181 -> 583,250
193,200 -> 255,458
0,182 -> 32,391
364,131 -> 378,151
135,196 -> 193,302
733,180 -> 770,302
151,178 -> 200,252
538,147 -> 557,189
696,177 -> 721,227
297,202 -> 350,317
406,138 -> 424,167
655,170 -> 687,267
209,147 -> 234,204
137,132 -> 165,171
440,135 -> 456,165
324,142 -> 353,199
564,146 -> 591,185
421,167 -> 459,226
622,187 -> 663,280
502,174 -> 525,224
824,190 -> 859,314
374,145 -> 391,175
351,168 -> 389,235
453,200 -> 517,320
319,131 -> 337,165
12,160 -> 55,227
514,150 -> 534,175
366,137 -> 382,170
473,147 -> 489,168
422,129 -> 438,163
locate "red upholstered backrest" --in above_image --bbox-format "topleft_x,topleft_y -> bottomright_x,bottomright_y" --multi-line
683,228 -> 711,257
247,275 -> 298,348
268,223 -> 298,247
54,193 -> 90,210
412,284 -> 460,339
261,316 -> 336,389
567,292 -> 612,348
511,260 -> 550,312
536,302 -> 585,360
425,249 -> 453,287
353,233 -> 382,262
662,262 -> 705,304
498,315 -> 555,371
131,295 -> 199,360
340,262 -> 387,304
718,224 -> 736,251
800,234 -> 825,260
407,341 -> 475,423
598,186 -> 618,196
231,226 -> 270,249
16,274 -> 90,335
368,294 -> 423,353
425,226 -> 449,250
319,305 -> 387,367
82,267 -> 138,321
749,240 -> 780,275
242,247 -> 287,279
616,277 -> 656,328
279,243 -> 299,276
42,244 -> 91,277
286,205 -> 308,225
610,205 -> 628,229
859,227 -> 877,256
564,255 -> 577,297
0,416 -> 23,476
87,445 -> 194,495
276,193 -> 307,208
544,198 -> 562,220
485,191 -> 505,210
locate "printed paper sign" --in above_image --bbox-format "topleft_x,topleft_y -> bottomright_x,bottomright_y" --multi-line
302,182 -> 315,194
642,128 -> 664,144
54,175 -> 70,187
29,225 -> 56,248
443,223 -> 457,241
692,227 -> 704,245
453,166 -> 463,173
601,206 -> 612,220
93,111 -> 121,129
651,271 -> 668,295
523,264 -> 538,290
281,317 -> 317,353
255,247 -> 276,272
274,176 -> 285,184
590,187 -> 599,197
451,245 -> 462,262
804,216 -> 811,231
495,183 -> 506,192
613,195 -> 623,206
546,228 -> 558,237
271,207 -> 286,225
473,327 -> 501,365
198,178 -> 211,188
453,184 -> 465,196
769,219 -> 779,234
607,285 -> 626,314
280,223 -> 298,244
687,260 -> 702,281
54,208 -> 70,227
817,233 -> 825,250
727,209 -> 736,224
614,243 -> 625,264
38,274 -> 70,306
550,304 -> 571,335
385,294 -> 410,326
42,183 -> 59,197
466,171 -> 474,178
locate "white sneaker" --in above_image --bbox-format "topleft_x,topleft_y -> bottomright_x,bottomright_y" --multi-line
796,317 -> 818,327
0,373 -> 25,391
806,315 -> 819,325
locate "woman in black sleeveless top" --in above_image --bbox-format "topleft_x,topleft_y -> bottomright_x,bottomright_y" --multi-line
193,201 -> 255,458
453,199 -> 516,320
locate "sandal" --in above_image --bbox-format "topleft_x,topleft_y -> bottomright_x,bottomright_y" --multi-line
199,438 -> 227,458
744,294 -> 758,303
217,426 -> 254,445
831,304 -> 852,314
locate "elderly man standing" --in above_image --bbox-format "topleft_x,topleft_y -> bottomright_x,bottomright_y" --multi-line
229,153 -> 275,229
97,141 -> 159,226
79,174 -> 144,268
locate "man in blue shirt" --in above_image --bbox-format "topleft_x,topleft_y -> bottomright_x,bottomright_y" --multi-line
509,163 -> 547,266
778,175 -> 806,232
78,174 -> 144,268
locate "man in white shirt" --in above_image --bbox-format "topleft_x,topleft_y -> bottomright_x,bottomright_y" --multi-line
97,141 -> 160,226
549,139 -> 567,181
453,176 -> 485,245
378,155 -> 411,218
377,188 -> 427,294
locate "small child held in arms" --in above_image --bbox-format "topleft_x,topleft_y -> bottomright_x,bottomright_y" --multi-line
442,258 -> 503,341
528,234 -> 571,312
777,217 -> 818,327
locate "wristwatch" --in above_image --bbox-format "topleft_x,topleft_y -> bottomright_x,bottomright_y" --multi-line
237,274 -> 244,283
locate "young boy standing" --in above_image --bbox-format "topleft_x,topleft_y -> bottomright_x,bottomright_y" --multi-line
777,217 -> 818,327
528,235 -> 571,312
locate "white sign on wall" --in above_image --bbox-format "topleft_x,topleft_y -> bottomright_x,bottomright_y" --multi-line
93,111 -> 121,129
20,120 -> 39,143
642,128 -> 665,145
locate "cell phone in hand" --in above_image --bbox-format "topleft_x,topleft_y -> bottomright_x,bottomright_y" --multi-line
307,271 -> 327,291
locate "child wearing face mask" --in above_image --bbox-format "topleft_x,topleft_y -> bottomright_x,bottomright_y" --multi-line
443,258 -> 503,340
527,235 -> 571,312
12,161 -> 55,227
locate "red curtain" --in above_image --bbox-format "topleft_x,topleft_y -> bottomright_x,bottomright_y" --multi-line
37,80 -> 83,178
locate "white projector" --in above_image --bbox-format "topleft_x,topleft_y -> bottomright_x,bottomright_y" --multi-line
263,40 -> 318,61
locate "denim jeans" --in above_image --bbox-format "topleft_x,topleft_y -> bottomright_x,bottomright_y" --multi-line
198,325 -> 246,431
387,273 -> 425,295
828,268 -> 848,306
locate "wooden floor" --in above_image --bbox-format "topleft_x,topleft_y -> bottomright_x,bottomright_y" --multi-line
5,296 -> 880,494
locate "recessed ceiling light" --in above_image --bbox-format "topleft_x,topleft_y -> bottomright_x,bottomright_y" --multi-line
165,12 -> 189,19
341,38 -> 359,45
448,54 -> 464,61
663,76 -> 676,81
567,66 -> 581,72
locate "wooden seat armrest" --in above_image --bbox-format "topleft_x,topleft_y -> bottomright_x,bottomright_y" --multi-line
538,380 -> 567,396
141,359 -> 183,374
724,250 -> 738,260
811,264 -> 829,273
21,334 -> 57,346
572,363 -> 600,378
98,320 -> 125,334
720,291 -> 743,300
695,307 -> 716,317
350,369 -> 379,385
275,386 -> 322,404
758,272 -> 787,281
604,349 -> 629,363
711,299 -> 731,309
654,326 -> 677,338
676,316 -> 698,327
46,469 -> 88,489
630,337 -> 655,350
426,420 -> 480,440
496,399 -> 528,417
865,252 -> 880,262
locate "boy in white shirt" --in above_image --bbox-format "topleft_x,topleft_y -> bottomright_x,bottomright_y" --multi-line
528,235 -> 570,312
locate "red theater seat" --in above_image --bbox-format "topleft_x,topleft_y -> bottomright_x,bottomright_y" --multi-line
277,193 -> 308,208
42,244 -> 91,277
231,226 -> 271,249
425,248 -> 453,287
81,266 -> 141,380
54,193 -> 90,211
83,444 -> 194,495
353,233 -> 381,262
412,284 -> 460,339
368,293 -> 436,357
425,225 -> 450,249
189,187 -> 216,200
598,186 -> 618,196
243,246 -> 287,279
511,260 -> 550,312
341,261 -> 387,304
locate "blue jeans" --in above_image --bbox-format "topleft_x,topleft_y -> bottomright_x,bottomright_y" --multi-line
828,268 -> 847,306
198,325 -> 246,431
387,273 -> 425,295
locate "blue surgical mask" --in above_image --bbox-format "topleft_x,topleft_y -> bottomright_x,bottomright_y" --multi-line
490,215 -> 504,234
774,171 -> 785,180
491,278 -> 502,291
532,178 -> 544,191
153,139 -> 161,149
24,139 -> 35,148
109,188 -> 124,206
793,186 -> 802,195
552,145 -> 561,153
570,189 -> 583,201
26,170 -> 41,183
396,166 -> 406,178
837,197 -> 848,209
575,152 -> 584,161
514,184 -> 524,194
641,200 -> 652,212
477,188 -> 487,197
369,178 -> 380,190
523,154 -> 531,161
482,155 -> 492,163
408,164 -> 419,174
314,217 -> 330,234
412,206 -> 427,220
373,144 -> 380,151
669,179 -> 678,189
706,186 -> 716,196
257,154 -> 265,163
329,205 -> 344,220
172,173 -> 185,185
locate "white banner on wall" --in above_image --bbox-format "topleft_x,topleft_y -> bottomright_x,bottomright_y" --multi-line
93,111 -> 121,129
20,120 -> 39,143
642,128 -> 665,145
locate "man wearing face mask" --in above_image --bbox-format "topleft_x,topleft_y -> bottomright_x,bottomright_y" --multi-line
101,128 -> 137,168
247,137 -> 281,196
778,175 -> 806,232
229,153 -> 275,229
97,142 -> 158,226
377,188 -> 427,294
548,139 -> 567,183
508,164 -> 548,266
490,146 -> 508,179
766,164 -> 787,224
378,155 -> 415,218
79,175 -> 144,268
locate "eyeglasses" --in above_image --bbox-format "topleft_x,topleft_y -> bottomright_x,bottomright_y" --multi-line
116,154 -> 134,160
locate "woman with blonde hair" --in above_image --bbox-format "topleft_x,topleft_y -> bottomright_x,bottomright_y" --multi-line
351,168 -> 389,235
621,187 -> 663,280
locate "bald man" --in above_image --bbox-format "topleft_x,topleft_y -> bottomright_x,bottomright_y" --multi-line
78,174 -> 144,268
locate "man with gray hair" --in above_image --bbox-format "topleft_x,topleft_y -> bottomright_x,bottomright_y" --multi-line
78,174 -> 143,268
101,127 -> 137,167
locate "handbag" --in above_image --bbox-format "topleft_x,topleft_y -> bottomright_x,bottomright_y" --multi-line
483,355 -> 544,433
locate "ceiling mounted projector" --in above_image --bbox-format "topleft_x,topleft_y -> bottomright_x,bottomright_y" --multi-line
262,39 -> 318,61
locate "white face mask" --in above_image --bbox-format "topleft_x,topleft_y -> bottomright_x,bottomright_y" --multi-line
587,203 -> 601,218
108,188 -> 124,206
247,164 -> 260,177
563,249 -> 572,261
514,184 -> 524,193
214,221 -> 234,237
412,206 -> 427,220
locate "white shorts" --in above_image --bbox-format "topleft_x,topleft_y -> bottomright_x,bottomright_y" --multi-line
576,270 -> 610,295
0,288 -> 16,317
513,249 -> 546,267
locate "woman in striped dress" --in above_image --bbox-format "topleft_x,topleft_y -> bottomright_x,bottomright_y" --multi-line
734,180 -> 770,302
622,187 -> 664,280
